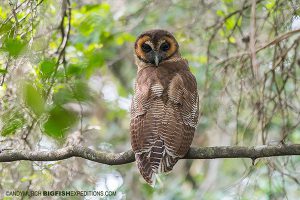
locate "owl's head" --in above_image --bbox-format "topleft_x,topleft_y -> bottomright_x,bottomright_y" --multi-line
134,29 -> 179,66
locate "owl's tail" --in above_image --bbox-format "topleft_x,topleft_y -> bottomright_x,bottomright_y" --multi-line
135,140 -> 179,186
135,153 -> 156,186
159,151 -> 179,173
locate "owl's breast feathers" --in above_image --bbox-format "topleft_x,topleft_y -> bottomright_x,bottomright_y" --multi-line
130,58 -> 199,185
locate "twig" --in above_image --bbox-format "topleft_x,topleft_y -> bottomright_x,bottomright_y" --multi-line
45,0 -> 71,98
0,57 -> 11,86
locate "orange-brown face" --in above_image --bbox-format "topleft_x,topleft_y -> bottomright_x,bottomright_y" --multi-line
134,29 -> 179,66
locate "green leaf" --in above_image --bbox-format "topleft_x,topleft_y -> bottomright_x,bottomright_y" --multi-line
229,36 -> 236,43
99,2 -> 110,12
265,0 -> 275,10
216,10 -> 225,17
53,86 -> 73,105
0,21 -> 13,35
72,80 -> 91,102
39,58 -> 56,78
115,32 -> 135,45
0,108 -> 25,136
67,64 -> 84,76
43,106 -> 77,138
0,68 -> 7,74
87,51 -> 105,70
53,81 -> 91,105
225,16 -> 236,30
199,55 -> 208,64
1,38 -> 26,57
222,0 -> 233,3
23,83 -> 45,117
237,16 -> 242,27
0,6 -> 8,19
3,196 -> 13,200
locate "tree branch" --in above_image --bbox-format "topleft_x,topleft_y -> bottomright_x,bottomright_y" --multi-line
1,144 -> 300,165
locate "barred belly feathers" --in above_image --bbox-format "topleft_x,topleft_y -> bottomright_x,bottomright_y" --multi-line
130,29 -> 199,185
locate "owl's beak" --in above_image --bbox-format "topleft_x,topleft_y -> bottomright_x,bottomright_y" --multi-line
153,52 -> 162,67
154,55 -> 159,66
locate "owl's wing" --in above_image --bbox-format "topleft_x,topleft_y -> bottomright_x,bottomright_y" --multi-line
159,70 -> 199,172
130,79 -> 166,184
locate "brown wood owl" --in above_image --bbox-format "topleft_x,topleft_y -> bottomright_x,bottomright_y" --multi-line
130,29 -> 199,185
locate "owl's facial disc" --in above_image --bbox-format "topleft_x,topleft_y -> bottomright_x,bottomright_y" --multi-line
135,32 -> 179,66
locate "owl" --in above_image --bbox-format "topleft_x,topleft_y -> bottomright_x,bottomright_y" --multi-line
130,29 -> 199,185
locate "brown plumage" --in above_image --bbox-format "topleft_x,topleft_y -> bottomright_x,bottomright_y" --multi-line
130,29 -> 199,185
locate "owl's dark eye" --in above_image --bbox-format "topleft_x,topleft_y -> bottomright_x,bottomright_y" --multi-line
160,42 -> 170,51
141,43 -> 152,53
